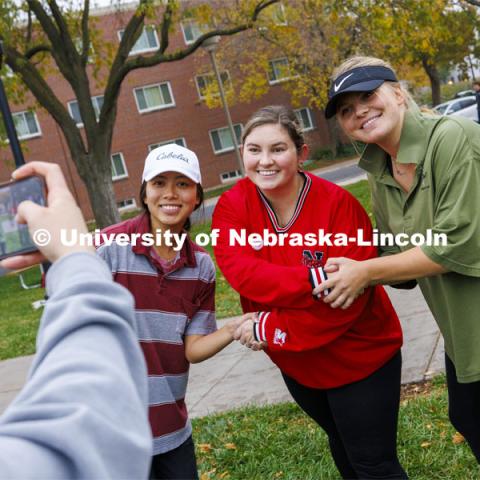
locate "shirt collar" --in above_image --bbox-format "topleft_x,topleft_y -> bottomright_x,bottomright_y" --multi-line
359,103 -> 436,177
131,212 -> 197,269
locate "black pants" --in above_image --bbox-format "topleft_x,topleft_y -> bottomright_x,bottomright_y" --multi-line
150,436 -> 199,480
445,354 -> 480,463
283,352 -> 407,479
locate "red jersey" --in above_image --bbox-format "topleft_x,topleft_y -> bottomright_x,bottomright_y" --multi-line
212,173 -> 402,388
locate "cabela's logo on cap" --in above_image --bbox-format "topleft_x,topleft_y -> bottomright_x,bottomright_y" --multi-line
156,151 -> 190,164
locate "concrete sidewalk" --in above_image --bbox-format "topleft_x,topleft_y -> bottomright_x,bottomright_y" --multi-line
0,285 -> 443,417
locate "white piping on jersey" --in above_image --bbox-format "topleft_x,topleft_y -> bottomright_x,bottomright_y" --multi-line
257,172 -> 312,234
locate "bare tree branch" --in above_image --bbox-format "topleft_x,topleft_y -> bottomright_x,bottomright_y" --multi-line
80,0 -> 90,65
463,0 -> 480,6
25,44 -> 51,59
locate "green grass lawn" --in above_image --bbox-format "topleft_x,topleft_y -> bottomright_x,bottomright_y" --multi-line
193,377 -> 479,479
0,180 -> 371,360
0,266 -> 44,360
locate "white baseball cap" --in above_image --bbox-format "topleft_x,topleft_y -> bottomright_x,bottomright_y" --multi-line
142,143 -> 202,184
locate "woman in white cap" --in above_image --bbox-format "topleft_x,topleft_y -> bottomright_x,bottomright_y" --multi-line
316,56 -> 480,463
97,144 -> 245,479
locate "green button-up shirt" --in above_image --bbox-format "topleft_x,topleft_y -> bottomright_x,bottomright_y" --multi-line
359,104 -> 480,383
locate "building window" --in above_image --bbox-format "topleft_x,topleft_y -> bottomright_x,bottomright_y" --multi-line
134,83 -> 175,113
12,111 -> 41,140
74,38 -> 96,62
117,198 -> 137,212
118,26 -> 159,54
111,152 -> 128,180
272,3 -> 287,25
209,124 -> 242,154
267,57 -> 291,84
295,108 -> 315,132
68,96 -> 104,127
220,169 -> 242,183
1,65 -> 15,80
195,71 -> 230,100
181,21 -> 205,44
148,137 -> 186,151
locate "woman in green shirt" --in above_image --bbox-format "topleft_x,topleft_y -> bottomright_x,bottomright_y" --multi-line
315,56 -> 480,463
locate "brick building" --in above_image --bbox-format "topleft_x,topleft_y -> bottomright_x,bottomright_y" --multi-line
0,4 -> 333,220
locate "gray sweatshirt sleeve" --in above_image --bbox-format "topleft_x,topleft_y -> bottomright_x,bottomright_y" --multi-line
0,252 -> 152,479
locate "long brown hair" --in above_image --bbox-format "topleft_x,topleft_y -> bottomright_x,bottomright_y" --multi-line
242,105 -> 306,152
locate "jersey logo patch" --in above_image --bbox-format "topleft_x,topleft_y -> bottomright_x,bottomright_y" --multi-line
302,250 -> 324,268
273,328 -> 287,346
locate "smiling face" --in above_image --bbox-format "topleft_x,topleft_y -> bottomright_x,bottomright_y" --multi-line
335,83 -> 406,151
242,123 -> 308,195
143,171 -> 199,233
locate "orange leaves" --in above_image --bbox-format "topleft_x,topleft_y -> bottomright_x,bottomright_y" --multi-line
452,432 -> 465,445
198,443 -> 213,453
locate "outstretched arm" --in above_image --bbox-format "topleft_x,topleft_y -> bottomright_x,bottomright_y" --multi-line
0,161 -> 151,479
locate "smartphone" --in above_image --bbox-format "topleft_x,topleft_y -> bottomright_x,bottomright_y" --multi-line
0,176 -> 46,260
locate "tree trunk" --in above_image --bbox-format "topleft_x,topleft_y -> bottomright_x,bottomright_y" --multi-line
82,170 -> 121,228
422,57 -> 442,106
74,149 -> 121,228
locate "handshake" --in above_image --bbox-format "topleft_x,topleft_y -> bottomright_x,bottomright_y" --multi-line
226,313 -> 266,351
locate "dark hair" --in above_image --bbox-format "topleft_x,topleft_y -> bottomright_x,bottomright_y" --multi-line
139,181 -> 204,231
241,105 -> 305,152
473,81 -> 480,87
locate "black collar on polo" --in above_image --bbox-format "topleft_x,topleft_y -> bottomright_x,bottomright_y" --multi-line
325,66 -> 398,119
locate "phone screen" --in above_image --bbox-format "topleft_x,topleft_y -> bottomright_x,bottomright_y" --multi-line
0,176 -> 46,260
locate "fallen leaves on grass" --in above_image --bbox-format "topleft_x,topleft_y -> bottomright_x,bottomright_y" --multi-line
200,469 -> 216,480
198,443 -> 213,453
224,443 -> 237,450
452,432 -> 465,445
421,442 -> 431,448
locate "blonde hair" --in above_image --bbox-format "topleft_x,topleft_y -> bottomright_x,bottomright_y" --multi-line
333,56 -> 415,106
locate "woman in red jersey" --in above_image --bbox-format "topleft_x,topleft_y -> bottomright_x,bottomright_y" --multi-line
212,105 -> 407,479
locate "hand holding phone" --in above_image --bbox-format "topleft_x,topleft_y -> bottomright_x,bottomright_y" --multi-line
0,175 -> 46,260
0,162 -> 95,270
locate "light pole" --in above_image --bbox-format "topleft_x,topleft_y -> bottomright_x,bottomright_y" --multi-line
202,36 -> 244,176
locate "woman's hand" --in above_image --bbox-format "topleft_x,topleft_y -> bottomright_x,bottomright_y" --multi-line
312,257 -> 369,309
224,315 -> 251,338
233,313 -> 266,351
0,162 -> 94,271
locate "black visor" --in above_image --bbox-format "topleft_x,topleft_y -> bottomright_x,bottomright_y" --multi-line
325,66 -> 398,119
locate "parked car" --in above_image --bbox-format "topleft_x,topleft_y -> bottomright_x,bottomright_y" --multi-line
454,89 -> 476,99
451,103 -> 479,123
433,96 -> 477,115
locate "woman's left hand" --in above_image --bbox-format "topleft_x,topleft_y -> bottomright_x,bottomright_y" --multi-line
312,257 -> 369,309
233,319 -> 265,350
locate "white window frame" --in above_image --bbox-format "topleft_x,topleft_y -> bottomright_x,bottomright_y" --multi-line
117,26 -> 159,55
180,21 -> 205,45
295,107 -> 315,132
12,111 -> 41,140
148,137 -> 187,152
268,57 -> 291,85
117,198 -> 137,212
74,38 -> 96,63
133,82 -> 175,113
1,65 -> 15,80
220,169 -> 242,184
111,152 -> 128,181
209,124 -> 243,155
195,71 -> 230,100
67,95 -> 104,127
272,2 -> 287,25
